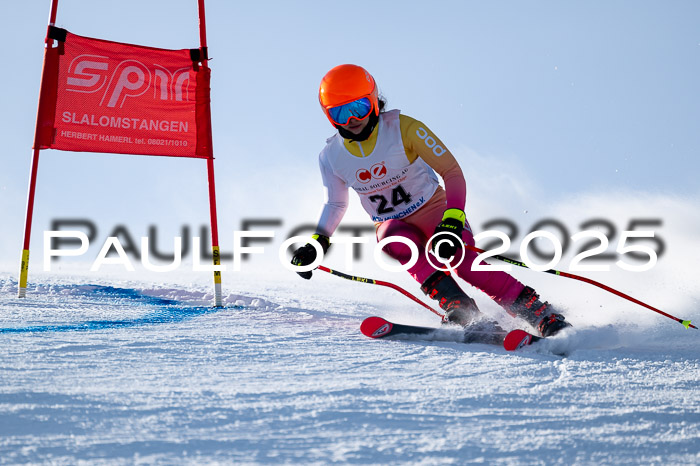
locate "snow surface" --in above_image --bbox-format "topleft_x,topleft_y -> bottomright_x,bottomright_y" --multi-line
1,264 -> 698,465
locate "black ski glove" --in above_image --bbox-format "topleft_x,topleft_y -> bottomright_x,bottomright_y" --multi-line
291,234 -> 330,279
431,208 -> 466,260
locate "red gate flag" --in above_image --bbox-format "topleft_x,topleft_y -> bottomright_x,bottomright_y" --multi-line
20,1 -> 223,305
35,27 -> 212,158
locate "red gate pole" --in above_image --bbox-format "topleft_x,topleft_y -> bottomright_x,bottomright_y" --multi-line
197,0 -> 223,307
19,0 -> 61,298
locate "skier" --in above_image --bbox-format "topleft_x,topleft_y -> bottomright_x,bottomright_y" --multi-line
291,64 -> 570,340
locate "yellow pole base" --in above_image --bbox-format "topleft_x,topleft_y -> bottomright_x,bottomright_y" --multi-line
212,246 -> 222,307
18,249 -> 30,298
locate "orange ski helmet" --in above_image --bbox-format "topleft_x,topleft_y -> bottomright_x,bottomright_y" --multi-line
319,64 -> 379,127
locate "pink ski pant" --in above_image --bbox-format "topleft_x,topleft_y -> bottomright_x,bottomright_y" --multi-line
375,189 -> 524,308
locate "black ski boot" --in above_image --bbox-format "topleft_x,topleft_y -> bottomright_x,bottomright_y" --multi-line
420,271 -> 480,326
509,286 -> 571,337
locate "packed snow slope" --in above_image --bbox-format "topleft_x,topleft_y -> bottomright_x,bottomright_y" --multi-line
0,265 -> 698,464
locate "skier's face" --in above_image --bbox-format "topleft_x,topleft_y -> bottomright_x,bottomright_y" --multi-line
344,116 -> 370,135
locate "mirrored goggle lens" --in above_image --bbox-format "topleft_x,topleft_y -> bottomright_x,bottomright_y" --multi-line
328,98 -> 372,125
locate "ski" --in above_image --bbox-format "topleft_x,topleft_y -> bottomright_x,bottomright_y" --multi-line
360,316 -> 507,347
361,316 -> 542,351
502,329 -> 542,351
361,316 -> 437,339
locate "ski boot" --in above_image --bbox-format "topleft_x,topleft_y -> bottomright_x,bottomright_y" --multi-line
509,286 -> 571,337
420,271 -> 480,326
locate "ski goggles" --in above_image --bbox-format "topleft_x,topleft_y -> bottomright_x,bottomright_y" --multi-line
327,97 -> 373,126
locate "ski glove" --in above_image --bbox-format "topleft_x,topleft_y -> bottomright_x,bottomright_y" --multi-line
431,208 -> 466,260
291,234 -> 330,279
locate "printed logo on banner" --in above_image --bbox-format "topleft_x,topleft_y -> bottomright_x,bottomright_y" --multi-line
50,32 -> 206,158
66,56 -> 191,108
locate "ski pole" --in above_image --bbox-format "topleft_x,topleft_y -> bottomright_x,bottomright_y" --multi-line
465,245 -> 696,330
317,265 -> 445,320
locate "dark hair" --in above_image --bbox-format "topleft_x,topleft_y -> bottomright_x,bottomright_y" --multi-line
378,96 -> 387,113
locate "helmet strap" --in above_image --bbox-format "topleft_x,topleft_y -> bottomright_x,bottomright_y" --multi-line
335,111 -> 379,142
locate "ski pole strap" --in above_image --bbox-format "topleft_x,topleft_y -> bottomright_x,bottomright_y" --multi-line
464,245 -> 696,330
317,265 -> 445,320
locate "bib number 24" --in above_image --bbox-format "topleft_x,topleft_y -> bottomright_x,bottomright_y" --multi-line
369,185 -> 412,215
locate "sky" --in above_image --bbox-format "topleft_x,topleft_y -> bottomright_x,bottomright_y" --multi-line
0,0 -> 699,287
